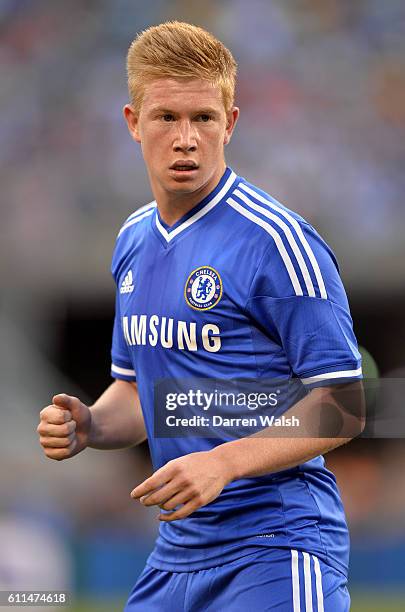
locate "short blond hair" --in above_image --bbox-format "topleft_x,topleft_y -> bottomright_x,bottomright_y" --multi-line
126,21 -> 237,113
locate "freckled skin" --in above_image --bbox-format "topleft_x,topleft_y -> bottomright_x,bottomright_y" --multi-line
123,78 -> 239,226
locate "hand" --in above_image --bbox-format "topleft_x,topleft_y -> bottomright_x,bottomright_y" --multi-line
130,450 -> 234,522
37,394 -> 92,461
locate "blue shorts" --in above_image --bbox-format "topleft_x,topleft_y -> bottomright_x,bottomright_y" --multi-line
124,547 -> 350,611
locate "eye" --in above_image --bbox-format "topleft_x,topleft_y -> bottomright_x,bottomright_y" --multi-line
161,113 -> 175,122
196,114 -> 212,122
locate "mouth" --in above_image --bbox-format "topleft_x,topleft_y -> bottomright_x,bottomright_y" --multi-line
169,161 -> 199,173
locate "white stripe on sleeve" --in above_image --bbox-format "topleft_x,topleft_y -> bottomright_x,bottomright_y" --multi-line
111,363 -> 136,377
301,367 -> 362,385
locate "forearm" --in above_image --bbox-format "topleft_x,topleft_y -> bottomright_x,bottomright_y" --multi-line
212,382 -> 364,480
213,435 -> 348,480
88,380 -> 147,450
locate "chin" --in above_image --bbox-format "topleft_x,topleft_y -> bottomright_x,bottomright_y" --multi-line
169,183 -> 198,195
167,176 -> 201,191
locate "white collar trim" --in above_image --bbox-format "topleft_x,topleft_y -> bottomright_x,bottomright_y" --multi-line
155,171 -> 237,242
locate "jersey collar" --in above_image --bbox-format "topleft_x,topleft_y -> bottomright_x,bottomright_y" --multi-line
153,167 -> 238,245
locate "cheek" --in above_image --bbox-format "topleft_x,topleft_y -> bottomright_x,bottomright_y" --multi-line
141,129 -> 166,156
201,128 -> 225,148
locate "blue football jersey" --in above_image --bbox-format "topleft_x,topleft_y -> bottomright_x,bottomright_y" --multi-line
111,167 -> 362,576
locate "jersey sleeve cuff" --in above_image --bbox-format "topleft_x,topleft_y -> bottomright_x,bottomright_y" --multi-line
300,364 -> 362,389
111,361 -> 137,381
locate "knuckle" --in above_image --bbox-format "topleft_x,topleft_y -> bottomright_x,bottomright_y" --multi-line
191,490 -> 201,503
68,421 -> 77,433
45,449 -> 58,460
41,436 -> 70,448
188,484 -> 199,496
170,464 -> 180,478
39,406 -> 50,418
172,461 -> 184,476
194,493 -> 203,504
53,448 -> 69,461
180,474 -> 191,487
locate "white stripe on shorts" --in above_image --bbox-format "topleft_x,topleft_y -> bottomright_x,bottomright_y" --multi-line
312,555 -> 324,612
291,551 -> 325,611
291,549 -> 301,612
303,552 -> 313,612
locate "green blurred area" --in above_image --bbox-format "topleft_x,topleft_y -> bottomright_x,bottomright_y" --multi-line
350,594 -> 405,612
69,593 -> 405,611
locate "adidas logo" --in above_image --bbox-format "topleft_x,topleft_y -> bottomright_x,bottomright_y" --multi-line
120,270 -> 134,294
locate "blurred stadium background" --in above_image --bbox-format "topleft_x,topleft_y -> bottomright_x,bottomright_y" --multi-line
1,1 -> 404,610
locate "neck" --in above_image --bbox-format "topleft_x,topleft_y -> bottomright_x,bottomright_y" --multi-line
152,162 -> 226,227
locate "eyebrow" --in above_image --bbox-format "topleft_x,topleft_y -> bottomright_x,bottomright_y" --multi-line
149,106 -> 219,115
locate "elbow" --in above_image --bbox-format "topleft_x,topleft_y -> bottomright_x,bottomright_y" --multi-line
312,381 -> 366,439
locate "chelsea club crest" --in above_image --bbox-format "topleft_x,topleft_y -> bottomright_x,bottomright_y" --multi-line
184,266 -> 223,311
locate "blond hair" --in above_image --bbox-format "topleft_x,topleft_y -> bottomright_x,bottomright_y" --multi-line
126,21 -> 237,113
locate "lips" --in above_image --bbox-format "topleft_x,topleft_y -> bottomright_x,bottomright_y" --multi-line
170,161 -> 198,171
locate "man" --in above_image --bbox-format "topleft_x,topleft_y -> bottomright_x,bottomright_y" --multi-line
38,22 -> 364,611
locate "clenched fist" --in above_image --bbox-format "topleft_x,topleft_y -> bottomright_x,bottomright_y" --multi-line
37,394 -> 92,461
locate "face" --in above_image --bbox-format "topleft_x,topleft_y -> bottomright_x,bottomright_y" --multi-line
123,78 -> 239,204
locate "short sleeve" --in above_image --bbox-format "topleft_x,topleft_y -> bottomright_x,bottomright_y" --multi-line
246,221 -> 362,388
111,293 -> 137,381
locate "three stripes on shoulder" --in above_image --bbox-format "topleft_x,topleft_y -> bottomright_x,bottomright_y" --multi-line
227,183 -> 327,299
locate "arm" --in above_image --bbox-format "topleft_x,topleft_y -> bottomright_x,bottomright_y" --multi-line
211,381 -> 365,479
131,381 -> 364,521
88,380 -> 146,449
37,379 -> 146,461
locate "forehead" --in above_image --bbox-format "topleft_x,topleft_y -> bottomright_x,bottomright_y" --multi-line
141,78 -> 224,113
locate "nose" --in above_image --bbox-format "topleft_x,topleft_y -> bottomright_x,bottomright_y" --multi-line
173,119 -> 197,152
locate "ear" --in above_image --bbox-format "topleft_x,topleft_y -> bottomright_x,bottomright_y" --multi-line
123,104 -> 141,143
224,106 -> 239,146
